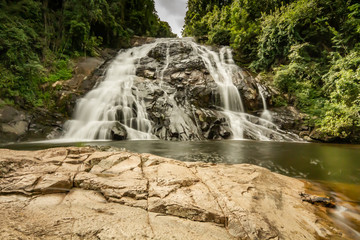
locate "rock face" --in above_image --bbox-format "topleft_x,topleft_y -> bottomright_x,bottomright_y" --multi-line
0,147 -> 347,239
0,105 -> 31,143
52,51 -> 117,118
0,52 -> 117,143
133,40 -> 266,141
59,39 -> 300,142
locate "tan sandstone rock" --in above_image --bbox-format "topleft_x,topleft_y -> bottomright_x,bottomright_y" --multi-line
0,147 -> 348,239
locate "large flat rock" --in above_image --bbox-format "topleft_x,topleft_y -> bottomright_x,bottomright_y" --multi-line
0,147 -> 347,239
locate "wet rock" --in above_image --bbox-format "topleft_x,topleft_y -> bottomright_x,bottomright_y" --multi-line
20,52 -> 119,142
51,51 -> 117,119
0,147 -> 349,239
143,69 -> 156,79
46,126 -> 63,140
130,36 -> 156,47
300,193 -> 336,208
0,106 -> 30,142
23,108 -> 64,141
271,106 -> 306,134
53,57 -> 104,92
128,40 -> 283,141
171,71 -> 187,81
110,122 -> 128,140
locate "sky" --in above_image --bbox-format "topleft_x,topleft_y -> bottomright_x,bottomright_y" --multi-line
154,0 -> 187,37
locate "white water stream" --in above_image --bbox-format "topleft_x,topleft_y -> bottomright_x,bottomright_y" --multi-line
190,42 -> 293,141
257,83 -> 273,122
62,42 -> 157,140
62,38 -> 297,141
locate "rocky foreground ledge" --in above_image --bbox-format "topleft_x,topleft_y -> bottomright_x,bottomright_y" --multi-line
0,147 -> 347,239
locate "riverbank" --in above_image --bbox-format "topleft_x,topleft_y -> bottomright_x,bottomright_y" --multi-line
0,147 -> 352,239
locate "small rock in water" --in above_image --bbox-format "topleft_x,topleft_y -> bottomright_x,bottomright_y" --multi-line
300,192 -> 336,208
110,122 -> 128,140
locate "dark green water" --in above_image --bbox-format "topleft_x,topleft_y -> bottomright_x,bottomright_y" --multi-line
2,140 -> 360,185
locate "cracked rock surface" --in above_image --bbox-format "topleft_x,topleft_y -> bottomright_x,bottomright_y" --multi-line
0,147 -> 346,239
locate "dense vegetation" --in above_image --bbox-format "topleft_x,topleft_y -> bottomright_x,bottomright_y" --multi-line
0,0 -> 174,109
184,0 -> 360,141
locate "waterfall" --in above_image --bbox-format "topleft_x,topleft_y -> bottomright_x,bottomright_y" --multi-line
257,83 -> 273,122
62,42 -> 157,141
190,44 -> 245,138
62,38 -> 299,141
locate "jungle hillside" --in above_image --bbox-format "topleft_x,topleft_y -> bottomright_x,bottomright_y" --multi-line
0,0 -> 174,109
183,0 -> 360,142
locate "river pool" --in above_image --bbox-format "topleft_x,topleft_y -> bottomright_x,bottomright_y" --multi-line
2,140 -> 360,185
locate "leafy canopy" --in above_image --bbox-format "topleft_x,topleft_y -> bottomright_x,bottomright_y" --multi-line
0,0 -> 175,109
184,0 -> 360,141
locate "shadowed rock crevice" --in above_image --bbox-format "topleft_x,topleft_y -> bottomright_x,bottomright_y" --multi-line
187,165 -> 235,238
0,147 -> 350,239
138,155 -> 155,237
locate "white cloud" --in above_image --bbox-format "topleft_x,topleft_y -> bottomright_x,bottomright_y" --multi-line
154,0 -> 187,37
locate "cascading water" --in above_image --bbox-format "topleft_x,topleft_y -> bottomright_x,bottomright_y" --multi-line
62,42 -> 157,140
257,83 -> 273,122
189,42 -> 295,141
62,38 -> 299,141
191,44 -> 246,139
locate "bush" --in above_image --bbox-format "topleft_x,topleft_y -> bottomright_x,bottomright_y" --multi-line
183,0 -> 360,139
0,0 -> 174,109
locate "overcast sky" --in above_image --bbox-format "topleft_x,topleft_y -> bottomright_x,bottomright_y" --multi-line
154,0 -> 187,37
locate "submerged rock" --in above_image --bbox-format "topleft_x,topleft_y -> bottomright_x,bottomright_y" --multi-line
0,147 -> 350,239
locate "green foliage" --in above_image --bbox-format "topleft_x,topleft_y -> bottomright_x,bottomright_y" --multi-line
209,28 -> 231,45
45,59 -> 73,83
183,0 -> 288,60
319,48 -> 360,137
271,95 -> 288,107
156,21 -> 177,38
184,0 -> 360,140
270,2 -> 360,138
252,0 -> 322,70
0,0 -> 174,109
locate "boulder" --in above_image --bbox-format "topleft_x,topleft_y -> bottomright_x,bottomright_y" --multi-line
270,106 -> 306,134
0,106 -> 30,142
110,122 -> 128,140
24,108 -> 64,141
0,147 -> 351,239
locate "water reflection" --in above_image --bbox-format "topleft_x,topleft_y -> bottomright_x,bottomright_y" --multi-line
3,140 -> 360,186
